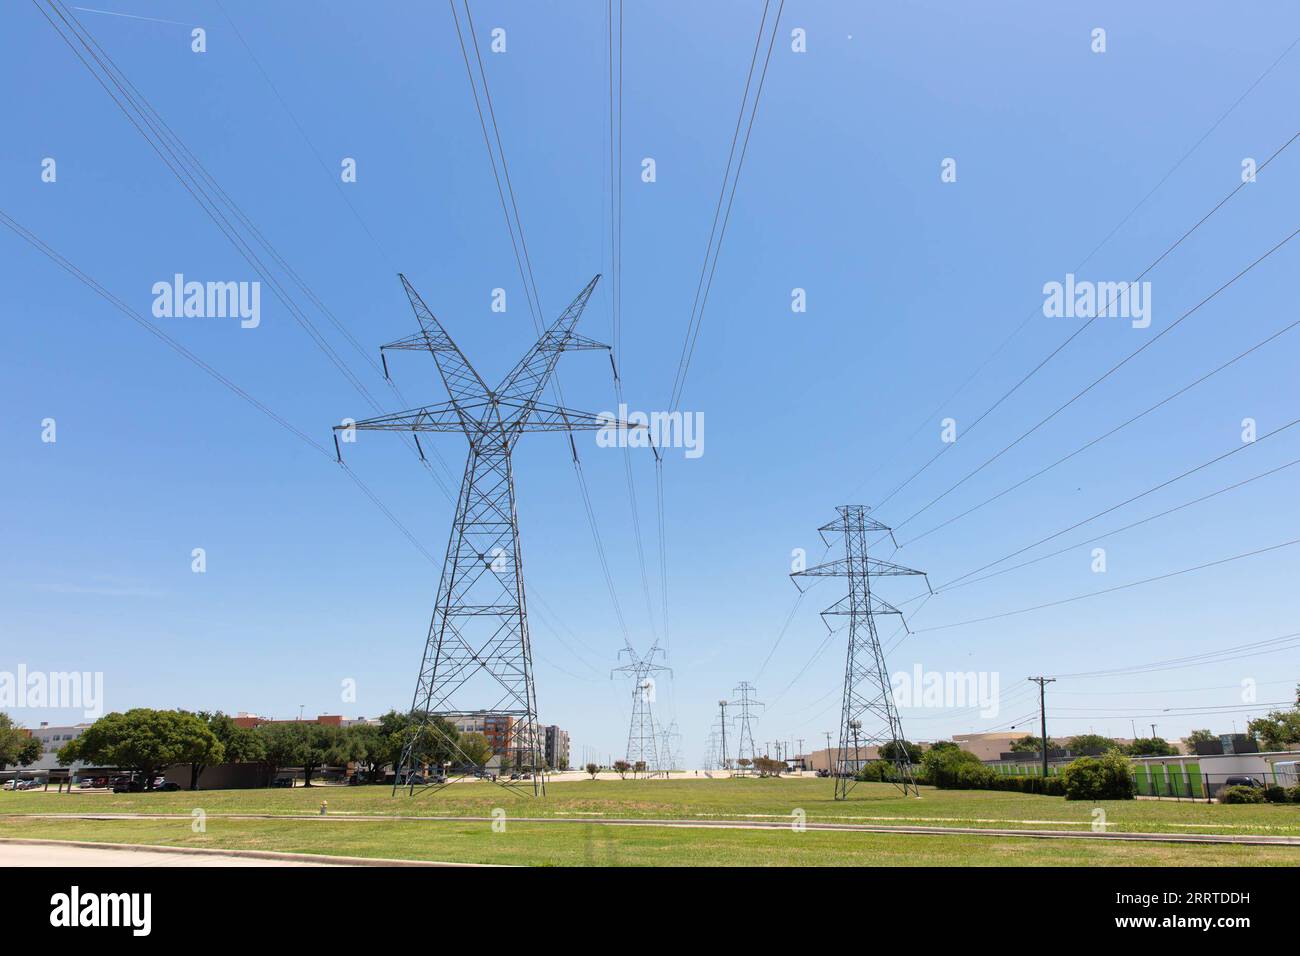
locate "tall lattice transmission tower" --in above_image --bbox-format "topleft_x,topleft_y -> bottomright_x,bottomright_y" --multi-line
730,681 -> 762,771
612,645 -> 669,776
703,727 -> 721,770
791,506 -> 930,799
336,274 -> 620,797
658,720 -> 681,772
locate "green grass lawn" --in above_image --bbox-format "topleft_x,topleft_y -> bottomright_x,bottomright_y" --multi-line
3,777 -> 1297,835
1,814 -> 1297,867
3,779 -> 1297,865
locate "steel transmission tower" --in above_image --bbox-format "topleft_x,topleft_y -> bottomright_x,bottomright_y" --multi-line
612,646 -> 670,776
337,274 -> 619,797
703,727 -> 721,770
791,506 -> 930,799
730,681 -> 762,771
659,720 -> 681,773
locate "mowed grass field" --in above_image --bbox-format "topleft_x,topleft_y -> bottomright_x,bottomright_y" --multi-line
2,777 -> 1297,866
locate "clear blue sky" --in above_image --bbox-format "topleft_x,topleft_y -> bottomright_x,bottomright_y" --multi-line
3,1 -> 1299,762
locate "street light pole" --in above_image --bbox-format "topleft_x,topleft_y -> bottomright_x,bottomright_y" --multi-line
718,701 -> 729,771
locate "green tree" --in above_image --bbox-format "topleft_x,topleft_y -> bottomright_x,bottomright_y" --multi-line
1247,688 -> 1300,751
256,722 -> 306,786
1186,729 -> 1216,745
457,732 -> 493,767
1009,735 -> 1059,753
59,709 -> 222,789
919,745 -> 985,787
186,711 -> 265,790
345,723 -> 392,782
1067,733 -> 1117,754
585,762 -> 599,779
1060,751 -> 1134,801
0,714 -> 44,772
879,740 -> 921,763
300,724 -> 348,786
1124,737 -> 1177,757
612,760 -> 631,779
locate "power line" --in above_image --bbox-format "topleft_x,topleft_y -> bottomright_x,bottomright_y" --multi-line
891,219 -> 1300,537
935,416 -> 1300,590
870,130 -> 1300,516
847,36 -> 1300,503
668,0 -> 784,410
38,0 -> 459,500
918,537 -> 1300,633
931,455 -> 1300,595
1049,632 -> 1300,680
900,311 -> 1300,548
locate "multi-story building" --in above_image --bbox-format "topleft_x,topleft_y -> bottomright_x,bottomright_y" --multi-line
544,725 -> 570,770
26,722 -> 93,773
231,712 -> 350,729
448,713 -> 516,756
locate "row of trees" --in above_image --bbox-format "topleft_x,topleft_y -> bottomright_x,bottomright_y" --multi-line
55,708 -> 497,790
919,742 -> 1135,800
1009,733 -> 1181,757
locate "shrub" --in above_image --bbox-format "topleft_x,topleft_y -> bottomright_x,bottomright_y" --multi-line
922,746 -> 985,788
1060,752 -> 1135,801
853,761 -> 897,782
1262,785 -> 1288,803
988,774 -> 1066,796
1288,785 -> 1300,804
1218,785 -> 1264,804
950,763 -> 997,789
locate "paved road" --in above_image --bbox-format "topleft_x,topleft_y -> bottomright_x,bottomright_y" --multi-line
0,842 -> 340,867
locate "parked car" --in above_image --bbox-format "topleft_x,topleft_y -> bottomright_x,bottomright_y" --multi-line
155,781 -> 181,792
111,779 -> 144,793
1223,775 -> 1264,788
271,776 -> 295,788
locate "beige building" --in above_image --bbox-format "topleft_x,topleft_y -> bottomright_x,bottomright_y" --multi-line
950,731 -> 1032,760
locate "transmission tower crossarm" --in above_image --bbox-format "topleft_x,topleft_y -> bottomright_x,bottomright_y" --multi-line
494,274 -> 602,409
793,556 -> 930,579
397,273 -> 494,412
337,399 -> 482,433
820,592 -> 906,618
514,400 -> 635,433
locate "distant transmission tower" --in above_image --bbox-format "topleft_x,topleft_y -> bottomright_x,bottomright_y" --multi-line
730,681 -> 763,771
791,506 -> 930,799
613,646 -> 670,776
703,727 -> 720,770
659,720 -> 681,773
337,274 -> 619,797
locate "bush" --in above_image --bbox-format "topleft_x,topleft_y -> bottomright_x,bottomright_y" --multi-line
1261,785 -> 1288,803
987,774 -> 1066,796
1288,785 -> 1300,804
1218,785 -> 1265,804
853,761 -> 898,782
922,747 -> 985,788
1060,752 -> 1135,801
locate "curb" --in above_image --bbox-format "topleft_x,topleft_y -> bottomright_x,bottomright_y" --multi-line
0,836 -> 498,867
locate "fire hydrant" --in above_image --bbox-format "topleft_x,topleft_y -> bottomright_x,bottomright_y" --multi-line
320,800 -> 328,816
